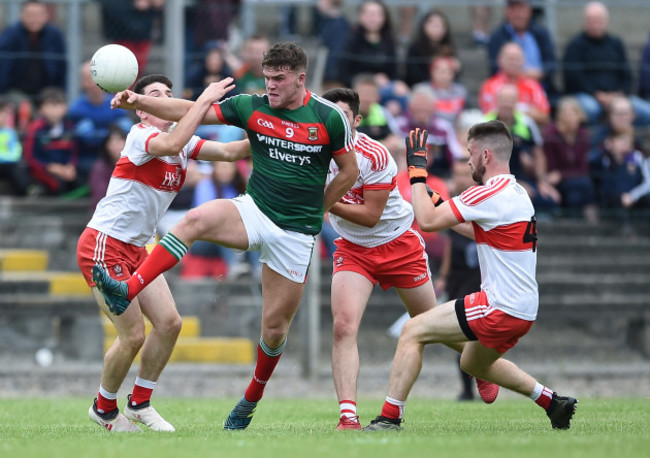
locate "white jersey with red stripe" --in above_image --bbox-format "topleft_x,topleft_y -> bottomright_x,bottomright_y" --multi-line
327,132 -> 413,248
449,174 -> 539,320
87,123 -> 205,247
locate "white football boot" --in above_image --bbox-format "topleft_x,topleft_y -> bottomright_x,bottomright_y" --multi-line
124,395 -> 176,432
89,400 -> 142,433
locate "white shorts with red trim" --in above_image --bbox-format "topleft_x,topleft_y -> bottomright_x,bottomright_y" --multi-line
232,194 -> 316,284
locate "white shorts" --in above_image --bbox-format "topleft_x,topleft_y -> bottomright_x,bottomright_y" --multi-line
232,194 -> 316,283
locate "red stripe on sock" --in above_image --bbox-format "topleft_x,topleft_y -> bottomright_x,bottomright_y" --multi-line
244,344 -> 283,402
536,387 -> 553,410
380,401 -> 401,420
126,244 -> 180,299
97,392 -> 117,413
130,384 -> 154,406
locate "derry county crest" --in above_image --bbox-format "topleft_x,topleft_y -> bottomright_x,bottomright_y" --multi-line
307,127 -> 319,141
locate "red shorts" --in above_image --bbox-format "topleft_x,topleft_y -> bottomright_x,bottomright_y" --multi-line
76,228 -> 148,287
332,229 -> 430,290
455,291 -> 534,354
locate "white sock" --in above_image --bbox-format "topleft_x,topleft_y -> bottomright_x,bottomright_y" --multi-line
529,382 -> 544,401
99,385 -> 117,400
134,376 -> 157,389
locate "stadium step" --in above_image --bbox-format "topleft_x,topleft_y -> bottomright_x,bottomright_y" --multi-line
0,249 -> 49,272
0,271 -> 91,296
103,335 -> 254,364
101,315 -> 202,338
102,315 -> 254,364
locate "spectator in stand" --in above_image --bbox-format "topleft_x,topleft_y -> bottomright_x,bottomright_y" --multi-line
69,61 -> 133,179
184,42 -> 237,101
337,1 -> 399,88
542,97 -> 599,223
479,42 -> 550,126
352,74 -> 401,150
638,33 -> 650,101
186,0 -> 241,56
23,87 -> 85,197
470,4 -> 493,46
0,96 -> 32,196
621,152 -> 650,210
484,83 -> 560,212
88,125 -> 127,211
590,96 -> 645,172
315,0 -> 350,86
100,0 -> 163,77
0,1 -> 66,104
563,1 -> 650,126
222,34 -> 270,95
592,130 -> 647,213
455,109 -> 486,153
487,0 -> 557,98
413,56 -> 467,125
404,9 -> 458,88
394,86 -> 464,178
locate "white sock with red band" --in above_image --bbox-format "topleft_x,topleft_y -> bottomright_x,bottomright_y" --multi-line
339,399 -> 358,419
529,382 -> 553,410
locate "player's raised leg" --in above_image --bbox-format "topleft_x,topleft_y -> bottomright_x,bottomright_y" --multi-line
94,199 -> 249,315
331,271 -> 374,430
224,266 -> 304,430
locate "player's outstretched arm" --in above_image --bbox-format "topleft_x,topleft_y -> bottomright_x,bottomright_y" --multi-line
147,79 -> 236,157
111,78 -> 232,124
197,139 -> 251,162
406,128 -> 461,233
111,89 -> 193,121
324,148 -> 358,211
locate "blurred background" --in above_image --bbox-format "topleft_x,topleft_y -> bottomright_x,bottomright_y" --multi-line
0,0 -> 649,400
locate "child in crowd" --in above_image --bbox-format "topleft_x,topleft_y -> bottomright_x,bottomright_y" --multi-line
596,131 -> 645,210
0,97 -> 31,195
88,125 -> 127,211
22,87 -> 85,197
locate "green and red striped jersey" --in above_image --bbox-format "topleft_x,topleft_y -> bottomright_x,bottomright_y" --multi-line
213,91 -> 353,235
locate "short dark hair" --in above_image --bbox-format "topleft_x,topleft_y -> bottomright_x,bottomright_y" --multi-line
321,88 -> 360,118
262,42 -> 308,73
132,74 -> 173,95
467,120 -> 513,161
37,87 -> 66,107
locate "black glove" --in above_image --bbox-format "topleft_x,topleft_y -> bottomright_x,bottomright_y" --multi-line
426,185 -> 445,207
405,128 -> 429,183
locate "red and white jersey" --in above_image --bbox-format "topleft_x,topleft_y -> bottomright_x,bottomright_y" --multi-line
327,132 -> 413,248
87,123 -> 205,247
449,174 -> 539,320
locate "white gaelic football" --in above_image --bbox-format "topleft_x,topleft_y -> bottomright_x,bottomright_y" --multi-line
90,44 -> 139,93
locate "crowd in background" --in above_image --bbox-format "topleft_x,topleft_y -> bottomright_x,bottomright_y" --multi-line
1,0 -> 650,278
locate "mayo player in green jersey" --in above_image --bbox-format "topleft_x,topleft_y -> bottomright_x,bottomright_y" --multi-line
95,42 -> 358,430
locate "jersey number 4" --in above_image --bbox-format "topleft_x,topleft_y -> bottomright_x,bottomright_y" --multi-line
523,216 -> 538,252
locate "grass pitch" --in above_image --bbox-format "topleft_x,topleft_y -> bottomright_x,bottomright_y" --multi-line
1,397 -> 648,458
